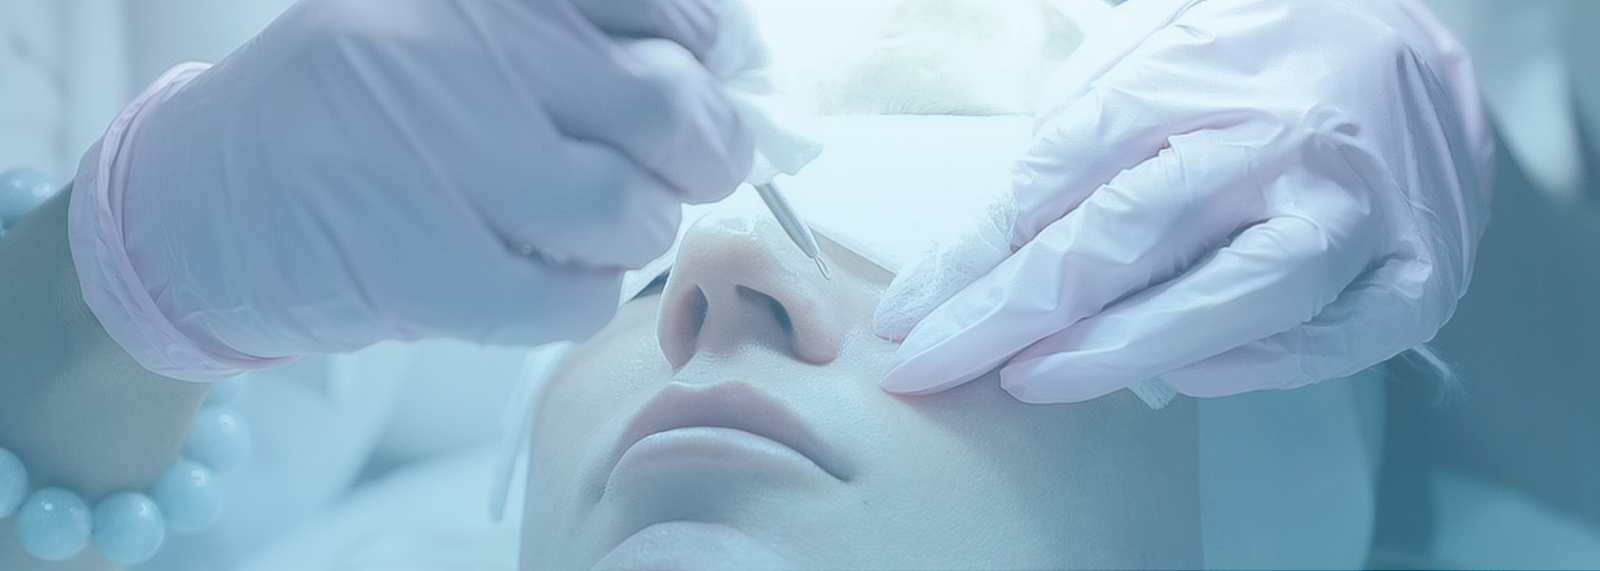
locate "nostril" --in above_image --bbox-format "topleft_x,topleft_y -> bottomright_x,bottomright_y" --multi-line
767,294 -> 793,333
660,285 -> 710,369
685,286 -> 708,345
734,286 -> 794,334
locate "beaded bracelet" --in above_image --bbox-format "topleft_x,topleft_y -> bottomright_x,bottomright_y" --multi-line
0,167 -> 253,565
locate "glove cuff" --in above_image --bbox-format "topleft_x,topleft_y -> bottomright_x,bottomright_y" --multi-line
68,62 -> 297,382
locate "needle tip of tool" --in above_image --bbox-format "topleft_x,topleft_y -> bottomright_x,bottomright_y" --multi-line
814,256 -> 832,280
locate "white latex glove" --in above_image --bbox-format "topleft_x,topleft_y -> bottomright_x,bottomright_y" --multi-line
874,0 -> 1493,403
69,0 -> 753,381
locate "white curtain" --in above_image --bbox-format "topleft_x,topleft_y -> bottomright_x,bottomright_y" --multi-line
0,0 -> 295,182
1423,0 -> 1600,201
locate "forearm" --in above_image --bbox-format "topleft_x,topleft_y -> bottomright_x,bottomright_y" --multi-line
0,187 -> 209,569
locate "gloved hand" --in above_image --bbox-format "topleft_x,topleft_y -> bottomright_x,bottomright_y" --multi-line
69,0 -> 752,381
874,0 -> 1493,403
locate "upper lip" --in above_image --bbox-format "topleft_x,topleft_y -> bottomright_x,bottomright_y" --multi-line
604,382 -> 853,485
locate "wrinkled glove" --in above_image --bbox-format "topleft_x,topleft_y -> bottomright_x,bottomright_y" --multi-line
875,0 -> 1493,403
70,0 -> 752,381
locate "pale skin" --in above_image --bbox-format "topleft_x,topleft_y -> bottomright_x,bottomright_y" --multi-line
0,189 -> 1202,571
0,189 -> 211,571
520,207 -> 1203,570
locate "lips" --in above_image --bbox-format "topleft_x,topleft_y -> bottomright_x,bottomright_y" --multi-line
606,382 -> 853,484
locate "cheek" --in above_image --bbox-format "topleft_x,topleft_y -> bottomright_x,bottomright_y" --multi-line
527,299 -> 673,494
874,385 -> 1024,496
544,297 -> 670,410
802,376 -> 1076,568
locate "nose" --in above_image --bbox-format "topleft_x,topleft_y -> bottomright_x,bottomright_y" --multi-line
657,209 -> 846,369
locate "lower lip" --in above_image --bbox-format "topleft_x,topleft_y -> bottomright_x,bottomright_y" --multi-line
609,427 -> 832,484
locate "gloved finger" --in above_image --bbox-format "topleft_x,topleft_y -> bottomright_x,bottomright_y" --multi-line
1011,18 -> 1288,246
546,37 -> 752,203
492,260 -> 627,344
569,0 -> 721,61
871,201 -> 1014,342
489,138 -> 686,269
436,248 -> 628,347
877,125 -> 1293,394
1158,255 -> 1435,397
358,188 -> 628,345
995,212 -> 1375,404
496,3 -> 751,203
617,37 -> 754,203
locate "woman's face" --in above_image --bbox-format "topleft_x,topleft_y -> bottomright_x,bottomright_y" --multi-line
519,208 -> 1202,571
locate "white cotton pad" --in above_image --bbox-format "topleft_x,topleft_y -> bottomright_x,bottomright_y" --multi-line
730,94 -> 825,184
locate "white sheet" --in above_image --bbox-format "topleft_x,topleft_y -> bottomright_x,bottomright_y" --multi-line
238,446 -> 522,571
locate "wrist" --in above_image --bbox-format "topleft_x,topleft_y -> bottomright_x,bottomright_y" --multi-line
0,187 -> 211,569
69,63 -> 297,381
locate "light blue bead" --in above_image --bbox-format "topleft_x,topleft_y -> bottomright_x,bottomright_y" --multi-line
204,373 -> 249,406
150,460 -> 221,534
0,167 -> 56,229
0,448 -> 25,518
182,406 -> 252,472
91,491 -> 166,565
15,487 -> 91,561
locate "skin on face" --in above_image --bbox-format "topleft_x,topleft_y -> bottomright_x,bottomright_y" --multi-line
519,208 -> 1202,571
